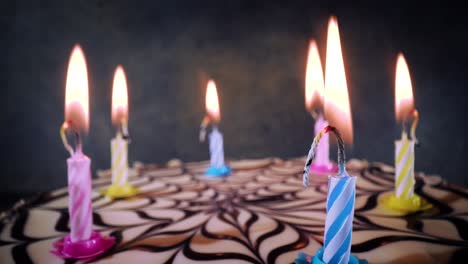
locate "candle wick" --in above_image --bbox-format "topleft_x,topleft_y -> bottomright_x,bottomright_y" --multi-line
74,129 -> 82,154
71,122 -> 83,155
60,121 -> 82,156
302,125 -> 347,187
410,109 -> 419,143
326,126 -> 346,175
309,108 -> 320,120
199,115 -> 211,142
120,122 -> 130,142
60,122 -> 74,156
401,119 -> 407,138
199,125 -> 207,142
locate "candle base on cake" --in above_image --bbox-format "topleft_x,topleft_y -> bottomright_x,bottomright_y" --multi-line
205,164 -> 231,177
101,183 -> 139,199
379,193 -> 432,213
51,231 -> 115,260
295,249 -> 367,264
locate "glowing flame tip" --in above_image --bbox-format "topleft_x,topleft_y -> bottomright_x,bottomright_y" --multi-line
395,53 -> 414,122
205,79 -> 220,122
112,65 -> 129,125
324,16 -> 353,144
305,39 -> 325,111
65,44 -> 89,133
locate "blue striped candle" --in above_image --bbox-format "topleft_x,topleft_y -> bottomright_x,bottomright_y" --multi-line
209,127 -> 224,168
301,126 -> 364,264
323,175 -> 356,264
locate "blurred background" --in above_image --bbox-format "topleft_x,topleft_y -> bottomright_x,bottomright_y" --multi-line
2,0 -> 467,208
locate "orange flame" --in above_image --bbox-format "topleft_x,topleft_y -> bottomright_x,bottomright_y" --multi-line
305,40 -> 325,111
112,65 -> 129,125
395,53 -> 414,122
324,16 -> 353,144
65,45 -> 89,133
205,79 -> 221,122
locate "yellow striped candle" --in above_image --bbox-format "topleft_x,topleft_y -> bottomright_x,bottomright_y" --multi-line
111,65 -> 129,186
381,53 -> 431,213
102,65 -> 138,198
394,53 -> 416,199
395,133 -> 415,199
111,133 -> 128,186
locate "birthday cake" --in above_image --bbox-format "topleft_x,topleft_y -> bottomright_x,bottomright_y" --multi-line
0,157 -> 467,263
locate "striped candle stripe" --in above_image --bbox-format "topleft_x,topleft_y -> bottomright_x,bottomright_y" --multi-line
395,138 -> 415,199
209,128 -> 225,168
67,152 -> 93,242
111,134 -> 129,186
323,175 -> 356,264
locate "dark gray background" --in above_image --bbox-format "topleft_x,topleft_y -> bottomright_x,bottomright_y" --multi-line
2,1 -> 468,203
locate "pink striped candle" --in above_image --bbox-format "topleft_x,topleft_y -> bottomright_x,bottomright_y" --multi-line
63,45 -> 93,242
67,150 -> 93,242
53,44 -> 115,260
314,114 -> 331,167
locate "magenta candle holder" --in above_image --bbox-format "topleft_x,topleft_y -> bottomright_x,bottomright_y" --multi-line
52,231 -> 115,260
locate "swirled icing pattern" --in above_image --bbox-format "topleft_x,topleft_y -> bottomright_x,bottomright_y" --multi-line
0,158 -> 467,263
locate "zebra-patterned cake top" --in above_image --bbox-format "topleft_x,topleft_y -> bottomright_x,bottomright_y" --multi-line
0,157 -> 467,263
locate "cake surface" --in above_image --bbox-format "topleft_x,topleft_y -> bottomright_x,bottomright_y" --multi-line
0,157 -> 467,263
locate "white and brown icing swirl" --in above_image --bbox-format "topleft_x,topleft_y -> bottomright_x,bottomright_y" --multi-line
0,158 -> 467,263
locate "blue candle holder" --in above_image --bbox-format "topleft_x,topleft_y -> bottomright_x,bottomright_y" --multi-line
205,165 -> 231,177
295,249 -> 367,264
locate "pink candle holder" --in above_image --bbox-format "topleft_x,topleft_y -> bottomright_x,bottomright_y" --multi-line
52,231 -> 115,260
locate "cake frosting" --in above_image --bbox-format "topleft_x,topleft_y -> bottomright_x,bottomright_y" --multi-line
0,157 -> 467,263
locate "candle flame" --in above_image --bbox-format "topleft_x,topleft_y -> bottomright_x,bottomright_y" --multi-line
324,16 -> 353,144
305,40 -> 325,111
205,79 -> 220,122
65,45 -> 89,133
395,53 -> 414,122
112,65 -> 129,125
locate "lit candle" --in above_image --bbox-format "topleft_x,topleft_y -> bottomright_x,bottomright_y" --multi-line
63,45 -> 92,242
299,16 -> 365,264
200,80 -> 231,177
394,54 -> 417,199
386,53 -> 431,212
111,65 -> 129,186
305,40 -> 337,174
102,66 -> 138,198
53,45 -> 114,259
301,126 -> 358,264
322,17 -> 355,264
378,55 -> 430,213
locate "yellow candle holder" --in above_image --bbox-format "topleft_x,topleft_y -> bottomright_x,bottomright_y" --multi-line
379,193 -> 432,214
101,183 -> 139,199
